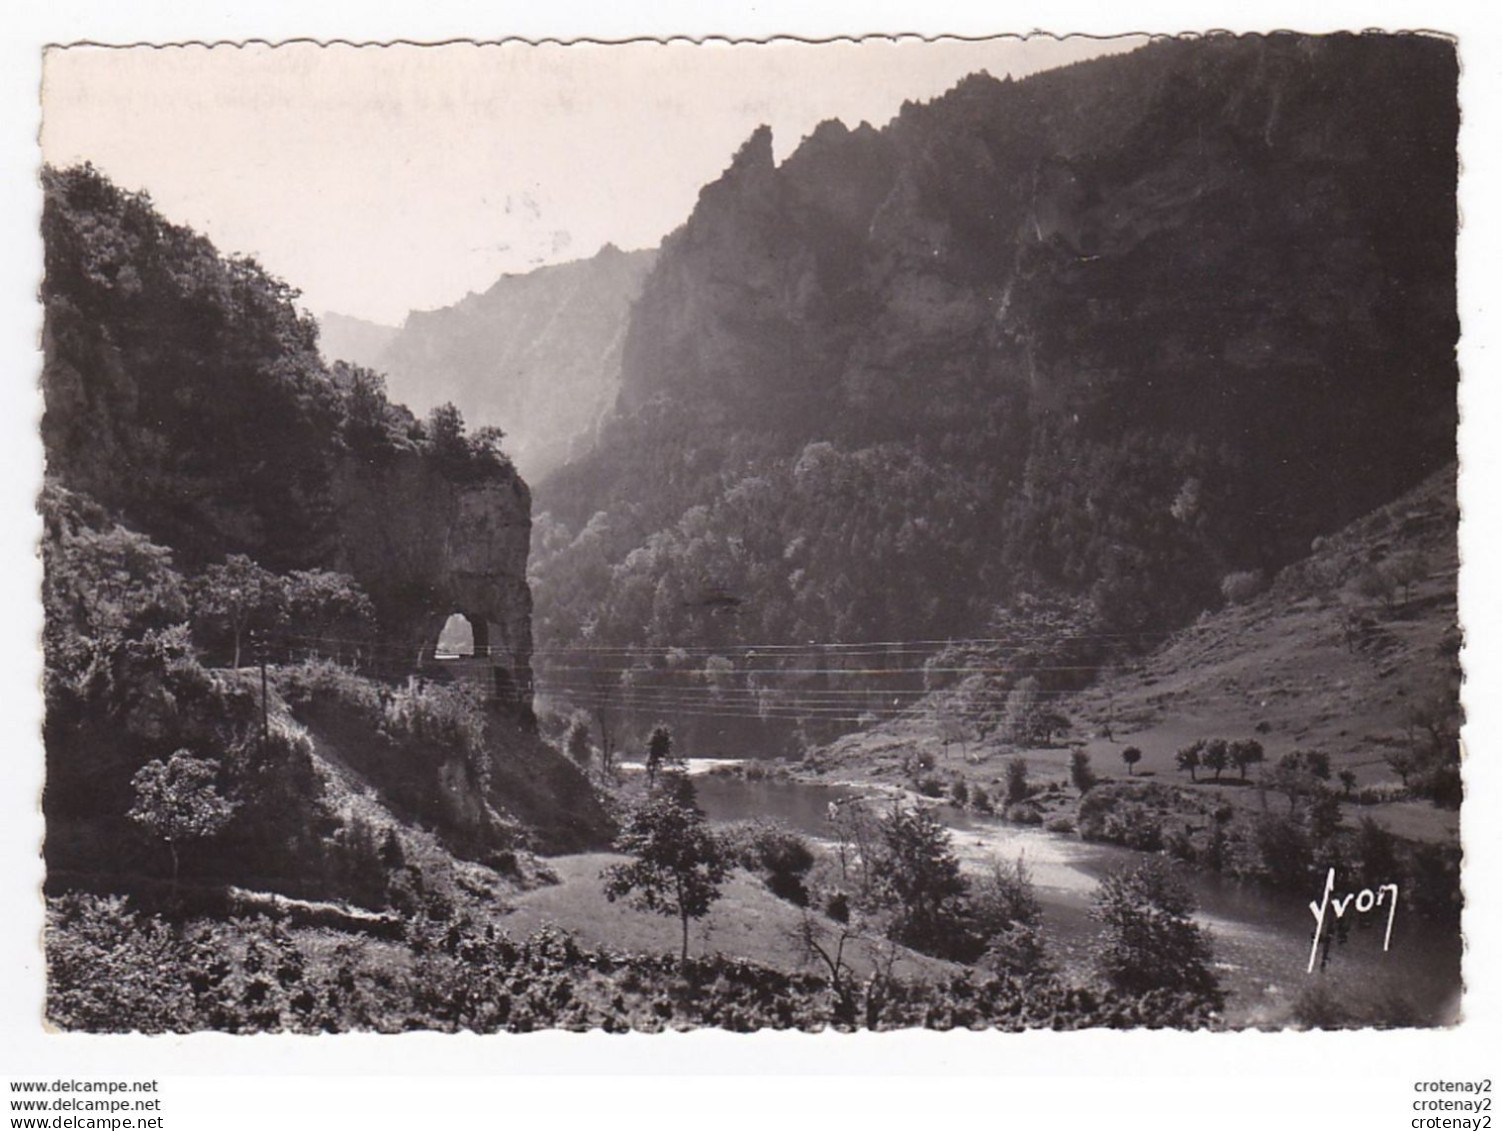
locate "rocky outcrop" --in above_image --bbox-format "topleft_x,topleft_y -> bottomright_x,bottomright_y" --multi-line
329,451 -> 534,712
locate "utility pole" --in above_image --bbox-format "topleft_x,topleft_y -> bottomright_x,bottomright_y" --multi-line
254,628 -> 269,754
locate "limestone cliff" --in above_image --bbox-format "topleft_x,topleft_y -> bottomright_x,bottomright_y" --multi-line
342,245 -> 657,481
328,450 -> 534,712
533,34 -> 1459,751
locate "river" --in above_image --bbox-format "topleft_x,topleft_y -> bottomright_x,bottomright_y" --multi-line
690,770 -> 1464,1027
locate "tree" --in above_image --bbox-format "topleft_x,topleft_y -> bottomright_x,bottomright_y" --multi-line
331,362 -> 401,452
41,486 -> 188,645
1202,738 -> 1229,781
566,716 -> 593,770
424,402 -> 468,462
1033,709 -> 1070,746
1267,751 -> 1328,814
602,784 -> 730,962
1386,747 -> 1417,788
1354,816 -> 1399,891
1338,769 -> 1357,797
469,424 -> 509,466
971,855 -> 1050,978
788,912 -> 861,1024
1175,741 -> 1202,782
1384,551 -> 1429,606
644,723 -> 676,790
128,750 -> 238,903
874,804 -> 972,961
1069,749 -> 1098,794
282,569 -> 375,660
1091,858 -> 1221,1004
1004,756 -> 1030,805
828,799 -> 882,901
1121,746 -> 1143,776
192,554 -> 284,668
1230,738 -> 1265,780
1002,677 -> 1041,745
1298,750 -> 1332,781
937,709 -> 971,762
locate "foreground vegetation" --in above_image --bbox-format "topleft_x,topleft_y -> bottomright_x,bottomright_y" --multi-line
46,895 -> 1220,1034
47,762 -> 1242,1032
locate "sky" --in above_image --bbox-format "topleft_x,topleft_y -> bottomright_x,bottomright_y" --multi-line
40,36 -> 1142,324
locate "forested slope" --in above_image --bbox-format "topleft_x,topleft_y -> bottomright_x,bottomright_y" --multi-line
531,34 -> 1458,752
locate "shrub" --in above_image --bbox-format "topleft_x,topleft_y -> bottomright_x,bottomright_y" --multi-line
980,923 -> 1052,980
1289,981 -> 1352,1030
970,785 -> 993,814
970,856 -> 1042,939
1250,811 -> 1313,889
382,679 -> 490,791
903,750 -> 936,778
916,775 -> 946,799
275,659 -> 383,724
1077,785 -> 1165,850
722,820 -> 815,906
1354,782 -> 1410,805
1069,749 -> 1097,794
1092,859 -> 1222,1006
1002,801 -> 1045,826
1220,569 -> 1268,605
950,779 -> 970,808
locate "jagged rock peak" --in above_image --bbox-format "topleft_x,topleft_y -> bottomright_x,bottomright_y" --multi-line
731,123 -> 775,170
697,124 -> 776,205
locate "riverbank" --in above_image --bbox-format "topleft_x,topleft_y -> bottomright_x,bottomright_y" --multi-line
688,760 -> 1462,1028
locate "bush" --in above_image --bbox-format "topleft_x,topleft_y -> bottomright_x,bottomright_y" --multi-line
1077,785 -> 1167,851
722,821 -> 815,906
1069,749 -> 1098,794
382,679 -> 490,791
1220,569 -> 1268,605
1354,782 -> 1411,805
916,775 -> 946,799
980,923 -> 1052,980
950,779 -> 970,808
1092,859 -> 1222,1006
969,856 -> 1042,939
970,785 -> 993,814
1250,811 -> 1313,889
46,894 -> 1226,1033
1002,801 -> 1045,825
275,659 -> 382,724
903,750 -> 936,778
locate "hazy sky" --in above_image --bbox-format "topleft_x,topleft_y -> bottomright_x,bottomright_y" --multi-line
41,37 -> 1142,324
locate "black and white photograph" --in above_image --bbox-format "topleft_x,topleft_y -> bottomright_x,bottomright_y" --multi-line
26,29 -> 1468,1040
